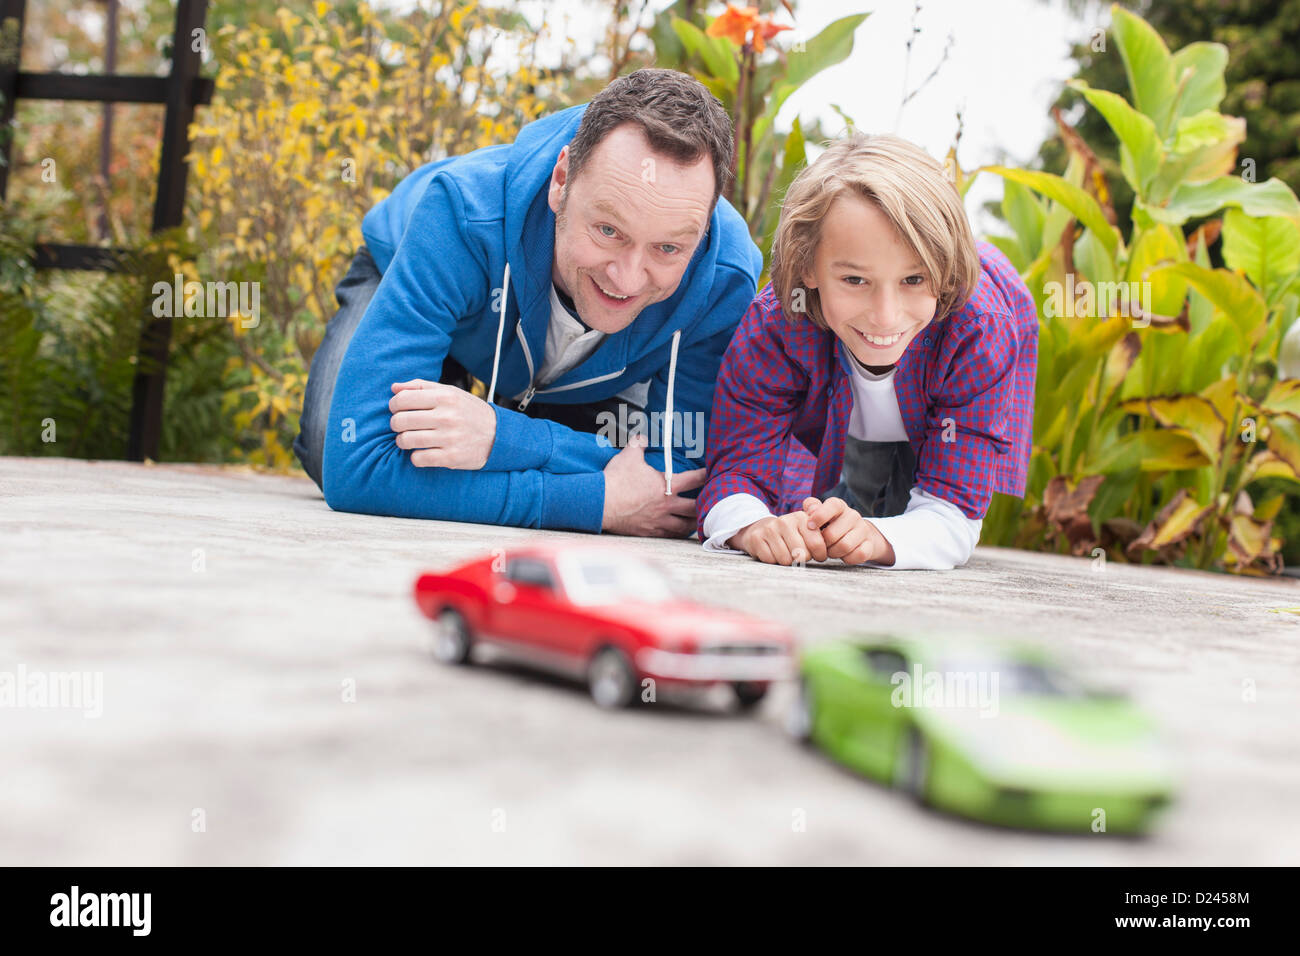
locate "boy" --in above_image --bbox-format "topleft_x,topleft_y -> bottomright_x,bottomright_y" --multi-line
698,134 -> 1037,569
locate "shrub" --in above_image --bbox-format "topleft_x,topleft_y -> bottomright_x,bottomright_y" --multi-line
977,4 -> 1300,574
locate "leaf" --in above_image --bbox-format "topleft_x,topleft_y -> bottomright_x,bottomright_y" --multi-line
1147,112 -> 1246,200
1172,111 -> 1243,153
1255,491 -> 1286,522
671,18 -> 739,91
1126,488 -> 1213,557
986,235 -> 1027,273
1169,42 -> 1229,121
986,166 -> 1122,259
828,103 -> 858,132
1152,176 -> 1300,226
946,143 -> 977,197
1110,4 -> 1178,134
1091,428 -> 1211,474
1076,314 -> 1133,358
1261,379 -> 1300,421
1101,516 -> 1144,550
1043,474 -> 1105,554
1073,227 -> 1117,286
1036,320 -> 1124,454
1044,474 -> 1105,520
781,114 -> 807,175
1241,449 -> 1300,485
1150,262 -> 1269,349
1121,394 -> 1226,464
1202,375 -> 1242,425
695,75 -> 733,104
759,117 -> 808,267
1099,332 -> 1141,409
1001,179 -> 1045,261
1226,512 -> 1271,567
1222,504 -> 1274,572
752,15 -> 870,147
1126,225 -> 1188,318
1181,318 -> 1242,392
1265,415 -> 1300,475
647,0 -> 696,65
1150,494 -> 1213,549
1221,209 -> 1300,298
1068,80 -> 1161,193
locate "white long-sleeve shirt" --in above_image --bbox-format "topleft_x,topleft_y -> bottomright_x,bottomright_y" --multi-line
701,355 -> 982,569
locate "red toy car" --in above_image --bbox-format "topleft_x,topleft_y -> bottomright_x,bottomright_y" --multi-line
413,542 -> 794,709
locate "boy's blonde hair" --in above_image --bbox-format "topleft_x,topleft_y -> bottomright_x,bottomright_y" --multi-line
770,133 -> 981,328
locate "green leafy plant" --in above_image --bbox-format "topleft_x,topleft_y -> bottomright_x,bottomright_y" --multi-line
0,193 -> 233,461
650,1 -> 868,268
977,3 -> 1300,574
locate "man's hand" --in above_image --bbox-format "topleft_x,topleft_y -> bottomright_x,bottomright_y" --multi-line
802,496 -> 895,566
389,379 -> 497,470
729,509 -> 830,566
601,436 -> 705,537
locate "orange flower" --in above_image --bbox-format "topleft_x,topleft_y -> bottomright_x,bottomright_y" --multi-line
754,19 -> 792,54
707,4 -> 792,54
707,4 -> 760,48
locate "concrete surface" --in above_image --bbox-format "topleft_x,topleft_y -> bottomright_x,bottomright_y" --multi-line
1,456 -> 1298,865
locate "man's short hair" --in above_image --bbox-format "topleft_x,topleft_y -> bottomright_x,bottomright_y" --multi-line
565,68 -> 735,210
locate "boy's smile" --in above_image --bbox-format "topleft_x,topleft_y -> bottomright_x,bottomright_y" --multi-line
803,193 -> 939,368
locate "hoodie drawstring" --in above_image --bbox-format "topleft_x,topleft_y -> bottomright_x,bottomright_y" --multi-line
663,328 -> 681,496
486,263 -> 681,498
486,263 -> 510,406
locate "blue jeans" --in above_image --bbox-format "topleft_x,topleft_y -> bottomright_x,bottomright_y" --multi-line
294,247 -> 383,489
294,246 -> 643,491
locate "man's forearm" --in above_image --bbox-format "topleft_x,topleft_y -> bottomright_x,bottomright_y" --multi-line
484,404 -> 619,474
323,434 -> 607,531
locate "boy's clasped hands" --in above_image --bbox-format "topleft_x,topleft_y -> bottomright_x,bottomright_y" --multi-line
729,496 -> 896,568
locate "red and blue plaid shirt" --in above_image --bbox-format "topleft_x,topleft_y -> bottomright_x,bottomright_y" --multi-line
698,242 -> 1038,530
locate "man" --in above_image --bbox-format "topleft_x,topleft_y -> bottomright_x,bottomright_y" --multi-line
294,69 -> 763,535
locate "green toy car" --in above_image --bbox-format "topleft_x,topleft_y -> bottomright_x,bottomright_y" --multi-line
789,637 -> 1175,833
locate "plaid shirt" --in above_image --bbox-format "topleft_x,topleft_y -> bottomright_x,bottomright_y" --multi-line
698,243 -> 1038,530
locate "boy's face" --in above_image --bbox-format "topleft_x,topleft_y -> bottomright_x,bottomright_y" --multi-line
803,193 -> 938,368
548,124 -> 714,334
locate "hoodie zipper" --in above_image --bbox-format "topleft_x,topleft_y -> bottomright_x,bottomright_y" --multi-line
513,320 -> 625,410
494,268 -> 683,492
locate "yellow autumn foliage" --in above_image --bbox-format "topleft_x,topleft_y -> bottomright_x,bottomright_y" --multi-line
188,2 -> 554,470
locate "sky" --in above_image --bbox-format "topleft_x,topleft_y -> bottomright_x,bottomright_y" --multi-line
773,0 -> 1104,226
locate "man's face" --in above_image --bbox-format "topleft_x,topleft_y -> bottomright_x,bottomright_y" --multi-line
803,193 -> 938,368
548,124 -> 715,334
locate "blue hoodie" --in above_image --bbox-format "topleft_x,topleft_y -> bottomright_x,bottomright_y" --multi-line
321,104 -> 764,531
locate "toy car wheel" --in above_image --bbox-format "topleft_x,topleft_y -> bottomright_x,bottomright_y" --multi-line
587,647 -> 637,709
893,727 -> 929,802
785,678 -> 815,743
732,681 -> 768,710
431,608 -> 473,666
